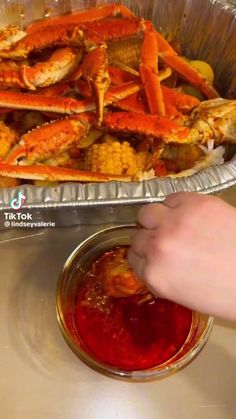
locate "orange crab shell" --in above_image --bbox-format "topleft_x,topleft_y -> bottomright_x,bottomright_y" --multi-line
26,3 -> 134,34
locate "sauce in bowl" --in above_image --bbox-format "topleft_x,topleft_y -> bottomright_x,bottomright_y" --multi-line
71,246 -> 193,371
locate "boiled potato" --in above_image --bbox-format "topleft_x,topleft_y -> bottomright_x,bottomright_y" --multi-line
179,59 -> 215,99
189,60 -> 214,84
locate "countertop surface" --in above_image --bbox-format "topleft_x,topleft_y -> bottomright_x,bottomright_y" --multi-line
0,225 -> 236,419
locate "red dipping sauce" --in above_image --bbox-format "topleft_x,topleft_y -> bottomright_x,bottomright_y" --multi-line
72,247 -> 193,371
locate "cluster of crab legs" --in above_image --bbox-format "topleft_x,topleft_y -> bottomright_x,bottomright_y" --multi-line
0,2 -> 235,184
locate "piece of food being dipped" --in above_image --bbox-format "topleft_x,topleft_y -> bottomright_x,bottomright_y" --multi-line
72,244 -> 193,371
101,246 -> 147,297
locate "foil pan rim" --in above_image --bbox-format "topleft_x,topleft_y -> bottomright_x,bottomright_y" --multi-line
1,160 -> 236,209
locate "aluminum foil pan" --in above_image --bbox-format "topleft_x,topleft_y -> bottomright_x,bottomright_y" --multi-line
0,0 -> 236,210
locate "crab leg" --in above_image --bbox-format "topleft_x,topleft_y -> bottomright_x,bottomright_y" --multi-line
112,84 -> 199,117
37,45 -> 111,125
0,80 -> 143,113
162,86 -> 200,112
109,65 -> 172,86
103,18 -> 219,101
112,91 -> 183,118
0,163 -> 132,182
140,28 -> 165,116
160,52 -> 219,99
27,3 -> 134,34
77,66 -> 173,99
5,114 -> 92,164
109,66 -> 140,85
0,90 -> 88,114
189,98 -> 236,145
154,30 -> 219,99
103,112 -> 191,144
38,81 -> 74,97
0,18 -> 144,122
112,91 -> 148,114
105,98 -> 236,145
0,18 -> 145,60
0,47 -> 81,90
0,26 -> 26,50
0,24 -> 82,59
4,146 -> 26,164
80,44 -> 111,124
2,83 -> 144,164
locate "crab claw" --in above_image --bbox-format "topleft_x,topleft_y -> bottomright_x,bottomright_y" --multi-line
81,44 -> 111,125
0,47 -> 81,90
5,114 -> 93,164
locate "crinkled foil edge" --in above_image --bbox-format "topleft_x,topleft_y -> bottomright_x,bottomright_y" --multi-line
1,160 -> 236,209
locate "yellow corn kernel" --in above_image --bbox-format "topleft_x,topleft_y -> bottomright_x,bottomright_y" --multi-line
84,138 -> 150,176
43,152 -> 71,167
107,38 -> 142,70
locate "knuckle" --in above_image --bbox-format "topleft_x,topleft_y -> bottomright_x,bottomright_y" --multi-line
148,229 -> 173,260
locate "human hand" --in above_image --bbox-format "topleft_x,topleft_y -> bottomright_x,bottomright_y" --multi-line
128,192 -> 236,321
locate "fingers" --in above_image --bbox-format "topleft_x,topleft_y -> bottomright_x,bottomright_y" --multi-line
127,248 -> 146,281
165,191 -> 202,208
131,228 -> 153,258
138,192 -> 201,229
138,203 -> 170,229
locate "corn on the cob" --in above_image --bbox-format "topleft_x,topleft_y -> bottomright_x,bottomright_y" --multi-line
43,151 -> 82,170
107,38 -> 142,70
84,136 -> 150,176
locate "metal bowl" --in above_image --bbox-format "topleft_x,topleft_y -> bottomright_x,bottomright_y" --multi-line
56,225 -> 214,381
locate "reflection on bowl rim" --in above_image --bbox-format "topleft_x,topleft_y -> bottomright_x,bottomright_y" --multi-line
56,224 -> 214,382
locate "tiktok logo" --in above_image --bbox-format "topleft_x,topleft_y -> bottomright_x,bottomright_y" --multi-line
10,192 -> 26,210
